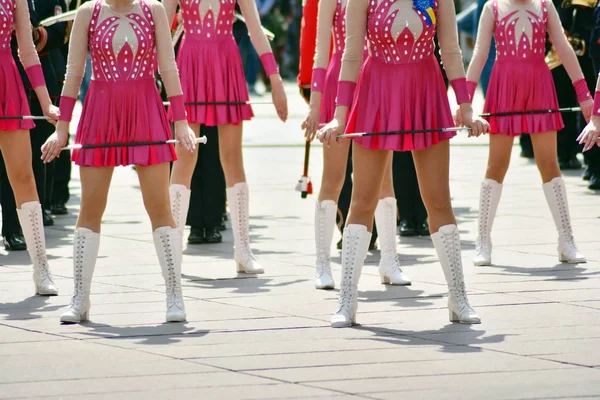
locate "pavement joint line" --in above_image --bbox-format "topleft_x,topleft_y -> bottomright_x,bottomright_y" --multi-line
179,344 -> 438,360
0,370 -> 257,387
225,357 -> 452,373
63,324 -> 336,341
248,366 -> 576,386
0,322 -> 76,341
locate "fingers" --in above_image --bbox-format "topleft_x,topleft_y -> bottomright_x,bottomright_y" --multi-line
41,140 -> 59,163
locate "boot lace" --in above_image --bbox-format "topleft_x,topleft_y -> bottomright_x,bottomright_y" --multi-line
335,233 -> 357,314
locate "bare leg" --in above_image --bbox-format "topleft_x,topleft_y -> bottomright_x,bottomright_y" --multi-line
315,140 -> 350,289
0,130 -> 56,295
413,140 -> 480,324
60,166 -> 113,324
331,144 -> 388,328
532,131 -> 586,263
138,162 -> 186,322
412,140 -> 455,233
77,167 -> 114,232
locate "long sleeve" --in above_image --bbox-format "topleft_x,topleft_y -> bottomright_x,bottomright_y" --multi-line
465,2 -> 494,94
151,0 -> 186,121
297,0 -> 319,88
58,1 -> 92,121
338,0 -> 366,83
162,0 -> 179,31
310,0 -> 335,92
335,0 -> 367,107
437,0 -> 470,103
14,0 -> 40,69
238,0 -> 278,75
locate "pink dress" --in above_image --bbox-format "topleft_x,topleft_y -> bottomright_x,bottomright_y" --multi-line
341,0 -> 467,151
0,0 -> 38,131
164,0 -> 276,126
60,0 -> 180,167
467,0 -> 589,135
486,0 -> 559,134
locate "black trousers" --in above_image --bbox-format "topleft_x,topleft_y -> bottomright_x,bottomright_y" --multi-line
51,135 -> 71,205
552,59 -> 595,162
0,152 -> 20,236
586,58 -> 600,175
28,95 -> 56,209
393,151 -> 427,222
185,125 -> 226,229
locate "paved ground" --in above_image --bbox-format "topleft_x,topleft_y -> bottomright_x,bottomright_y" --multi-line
1,83 -> 600,399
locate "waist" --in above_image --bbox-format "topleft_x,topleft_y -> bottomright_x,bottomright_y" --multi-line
182,33 -> 236,45
494,55 -> 546,63
368,53 -> 437,67
90,76 -> 157,86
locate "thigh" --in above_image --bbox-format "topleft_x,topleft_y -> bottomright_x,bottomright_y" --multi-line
531,131 -> 561,182
0,130 -> 33,183
348,145 -> 390,229
78,166 -> 114,229
322,139 -> 351,179
137,162 -> 171,208
218,124 -> 244,159
412,140 -> 455,230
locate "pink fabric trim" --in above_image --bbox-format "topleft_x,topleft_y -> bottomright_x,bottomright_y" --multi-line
573,79 -> 592,103
336,81 -> 356,107
58,96 -> 77,122
593,91 -> 600,117
25,65 -> 45,88
451,78 -> 470,104
467,80 -> 477,101
259,53 -> 279,76
311,68 -> 326,92
168,95 -> 187,121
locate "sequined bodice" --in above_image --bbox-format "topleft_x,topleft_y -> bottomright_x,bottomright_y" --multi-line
332,0 -> 347,55
179,0 -> 236,40
89,0 -> 157,82
493,0 -> 547,61
367,0 -> 437,64
0,0 -> 14,52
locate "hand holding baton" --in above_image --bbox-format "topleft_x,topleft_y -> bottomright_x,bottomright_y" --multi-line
61,136 -> 207,151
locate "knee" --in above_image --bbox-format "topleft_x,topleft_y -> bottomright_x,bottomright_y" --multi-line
219,148 -> 238,170
78,203 -> 105,225
144,199 -> 172,221
350,194 -> 378,219
321,170 -> 346,195
423,194 -> 453,216
536,156 -> 559,173
9,168 -> 35,189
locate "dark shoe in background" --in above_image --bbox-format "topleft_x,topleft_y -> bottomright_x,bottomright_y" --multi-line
42,210 -> 54,227
416,219 -> 430,236
204,227 -> 223,244
50,202 -> 68,215
3,233 -> 26,251
589,173 -> 600,190
187,227 -> 205,244
398,218 -> 417,237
